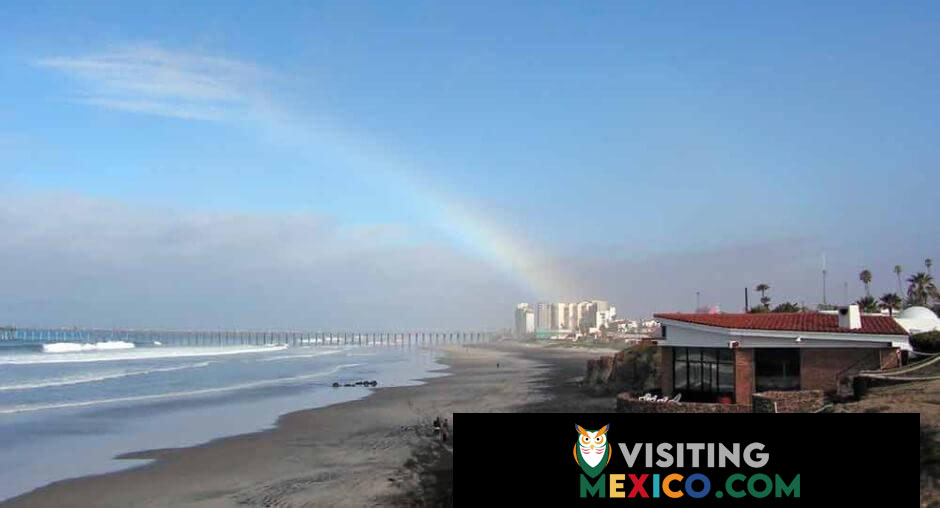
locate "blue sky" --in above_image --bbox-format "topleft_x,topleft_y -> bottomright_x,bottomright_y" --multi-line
0,1 -> 938,328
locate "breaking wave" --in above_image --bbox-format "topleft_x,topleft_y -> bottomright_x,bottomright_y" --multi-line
0,363 -> 363,414
0,344 -> 289,365
42,341 -> 135,353
0,362 -> 211,392
255,349 -> 345,362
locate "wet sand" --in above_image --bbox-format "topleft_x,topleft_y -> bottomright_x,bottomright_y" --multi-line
1,342 -> 616,507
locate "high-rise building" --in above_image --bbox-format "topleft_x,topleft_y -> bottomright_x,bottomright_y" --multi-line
514,303 -> 535,338
535,302 -> 553,332
552,302 -> 572,330
519,299 -> 617,338
577,300 -> 617,332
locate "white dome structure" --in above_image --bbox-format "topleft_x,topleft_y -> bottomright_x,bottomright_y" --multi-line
898,306 -> 939,321
895,306 -> 940,335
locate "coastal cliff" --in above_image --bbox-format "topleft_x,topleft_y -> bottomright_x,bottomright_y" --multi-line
582,344 -> 660,395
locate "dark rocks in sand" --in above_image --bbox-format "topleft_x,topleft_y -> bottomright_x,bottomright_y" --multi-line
331,380 -> 378,387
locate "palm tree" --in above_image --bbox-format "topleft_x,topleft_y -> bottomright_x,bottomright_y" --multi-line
772,302 -> 801,313
859,269 -> 872,297
855,296 -> 879,313
755,283 -> 770,309
928,258 -> 934,277
894,265 -> 904,296
879,293 -> 902,316
907,272 -> 940,307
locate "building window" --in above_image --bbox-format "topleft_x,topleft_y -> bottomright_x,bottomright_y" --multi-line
661,325 -> 667,339
755,349 -> 801,391
672,347 -> 734,402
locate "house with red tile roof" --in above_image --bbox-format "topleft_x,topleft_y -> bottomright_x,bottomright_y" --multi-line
654,304 -> 911,406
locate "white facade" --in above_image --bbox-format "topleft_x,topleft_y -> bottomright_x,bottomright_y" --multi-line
895,306 -> 940,335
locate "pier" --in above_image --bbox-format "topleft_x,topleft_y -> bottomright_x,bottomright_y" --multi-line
0,327 -> 496,347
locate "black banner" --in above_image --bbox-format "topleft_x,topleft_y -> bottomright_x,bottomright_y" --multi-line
456,413 -> 918,506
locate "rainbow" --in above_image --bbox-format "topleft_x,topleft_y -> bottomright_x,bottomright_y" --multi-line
247,104 -> 576,299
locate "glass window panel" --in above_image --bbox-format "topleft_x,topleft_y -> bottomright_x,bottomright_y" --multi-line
675,347 -> 687,362
675,360 -> 687,390
755,349 -> 801,392
719,349 -> 734,363
702,349 -> 717,363
689,348 -> 701,362
718,363 -> 734,392
689,362 -> 702,391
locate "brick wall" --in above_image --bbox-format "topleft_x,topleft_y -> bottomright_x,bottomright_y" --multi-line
878,348 -> 901,369
661,347 -> 673,397
616,393 -> 750,413
800,348 -> 893,393
751,390 -> 825,413
734,348 -> 754,406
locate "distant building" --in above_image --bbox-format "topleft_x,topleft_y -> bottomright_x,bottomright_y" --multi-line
577,300 -> 616,332
641,319 -> 660,329
535,302 -> 553,332
514,303 -> 535,338
553,302 -> 574,330
517,299 -> 618,339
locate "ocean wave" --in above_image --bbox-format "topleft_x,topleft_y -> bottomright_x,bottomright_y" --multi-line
0,363 -> 364,414
0,362 -> 211,392
42,341 -> 135,353
255,349 -> 345,362
0,344 -> 289,365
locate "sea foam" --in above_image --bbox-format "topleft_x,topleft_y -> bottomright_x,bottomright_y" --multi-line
0,362 -> 363,414
0,362 -> 211,392
0,344 -> 289,365
42,341 -> 135,353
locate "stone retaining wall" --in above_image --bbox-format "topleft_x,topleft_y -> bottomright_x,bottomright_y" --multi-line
751,390 -> 825,413
615,393 -> 750,413
616,390 -> 825,413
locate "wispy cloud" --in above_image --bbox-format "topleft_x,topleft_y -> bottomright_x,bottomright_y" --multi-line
34,45 -> 266,121
32,44 -> 580,304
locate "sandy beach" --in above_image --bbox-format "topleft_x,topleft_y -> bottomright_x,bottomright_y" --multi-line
1,342 -> 613,507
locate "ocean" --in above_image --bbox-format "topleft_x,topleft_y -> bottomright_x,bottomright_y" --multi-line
0,336 -> 447,501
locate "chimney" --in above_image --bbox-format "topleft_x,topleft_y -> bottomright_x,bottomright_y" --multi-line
838,304 -> 862,330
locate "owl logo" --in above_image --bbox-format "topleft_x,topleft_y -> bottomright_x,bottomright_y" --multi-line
573,424 -> 610,478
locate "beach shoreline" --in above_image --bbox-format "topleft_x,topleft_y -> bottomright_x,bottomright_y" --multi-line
1,342 -> 614,507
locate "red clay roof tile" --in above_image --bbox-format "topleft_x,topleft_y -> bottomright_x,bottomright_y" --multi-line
653,312 -> 908,336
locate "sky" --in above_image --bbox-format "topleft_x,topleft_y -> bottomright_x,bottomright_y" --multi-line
1,1 -> 938,329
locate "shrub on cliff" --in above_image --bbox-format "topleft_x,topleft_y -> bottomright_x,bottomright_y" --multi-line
912,331 -> 940,353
